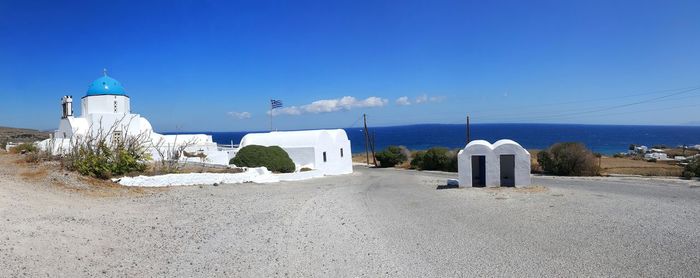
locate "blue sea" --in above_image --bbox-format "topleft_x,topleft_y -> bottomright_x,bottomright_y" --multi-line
170,124 -> 700,155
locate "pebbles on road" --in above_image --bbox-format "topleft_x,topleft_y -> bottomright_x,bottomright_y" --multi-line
1,163 -> 699,277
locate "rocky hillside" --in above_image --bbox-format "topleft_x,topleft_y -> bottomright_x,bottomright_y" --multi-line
0,126 -> 50,145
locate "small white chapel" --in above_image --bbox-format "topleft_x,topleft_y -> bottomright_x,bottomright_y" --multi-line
38,71 -> 232,165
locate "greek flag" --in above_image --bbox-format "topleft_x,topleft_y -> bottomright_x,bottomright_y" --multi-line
270,99 -> 283,109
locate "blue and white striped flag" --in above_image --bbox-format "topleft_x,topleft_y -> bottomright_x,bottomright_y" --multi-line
270,99 -> 283,109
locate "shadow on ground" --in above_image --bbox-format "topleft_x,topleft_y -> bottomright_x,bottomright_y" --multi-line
436,184 -> 459,190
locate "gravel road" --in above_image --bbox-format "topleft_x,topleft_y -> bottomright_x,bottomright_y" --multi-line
1,164 -> 699,277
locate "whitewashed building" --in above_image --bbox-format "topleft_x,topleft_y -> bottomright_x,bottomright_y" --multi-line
238,129 -> 352,175
38,72 -> 232,165
458,139 -> 531,187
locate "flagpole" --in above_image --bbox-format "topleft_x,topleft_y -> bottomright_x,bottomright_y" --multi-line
269,99 -> 282,132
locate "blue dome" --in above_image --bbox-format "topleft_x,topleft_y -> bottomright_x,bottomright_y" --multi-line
86,75 -> 126,96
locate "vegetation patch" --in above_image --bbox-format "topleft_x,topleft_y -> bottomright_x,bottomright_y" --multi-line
537,142 -> 600,176
231,145 -> 295,173
64,132 -> 151,179
683,158 -> 700,179
9,142 -> 38,154
376,146 -> 408,168
410,147 -> 458,172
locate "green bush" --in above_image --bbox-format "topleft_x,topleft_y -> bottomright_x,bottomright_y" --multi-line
409,147 -> 458,172
421,147 -> 451,171
410,150 -> 425,169
231,145 -> 295,173
447,151 -> 458,172
683,158 -> 700,179
537,142 -> 600,176
376,146 -> 408,168
10,142 -> 38,154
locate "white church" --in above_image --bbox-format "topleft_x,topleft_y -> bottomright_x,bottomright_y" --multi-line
39,71 -> 232,165
38,71 -> 353,175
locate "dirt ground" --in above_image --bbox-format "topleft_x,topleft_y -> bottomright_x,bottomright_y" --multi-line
1,151 -> 699,277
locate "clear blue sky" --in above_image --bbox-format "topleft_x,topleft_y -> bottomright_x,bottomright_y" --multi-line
1,0 -> 699,132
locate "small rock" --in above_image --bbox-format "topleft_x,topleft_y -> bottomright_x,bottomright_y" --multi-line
213,183 -> 219,187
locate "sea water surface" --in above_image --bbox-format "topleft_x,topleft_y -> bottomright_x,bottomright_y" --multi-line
169,124 -> 700,155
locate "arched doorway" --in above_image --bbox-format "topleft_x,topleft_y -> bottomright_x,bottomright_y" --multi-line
500,155 -> 515,187
471,155 -> 486,187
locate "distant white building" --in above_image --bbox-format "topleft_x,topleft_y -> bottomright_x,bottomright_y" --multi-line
38,72 -> 232,165
457,139 -> 531,187
644,152 -> 669,161
629,145 -> 648,155
238,129 -> 352,175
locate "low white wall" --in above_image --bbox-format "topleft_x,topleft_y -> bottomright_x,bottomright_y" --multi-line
283,147 -> 317,170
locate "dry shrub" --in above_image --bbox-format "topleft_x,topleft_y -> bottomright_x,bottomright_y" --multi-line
64,118 -> 151,179
150,135 -> 200,174
537,142 -> 600,176
23,152 -> 41,163
410,147 -> 458,172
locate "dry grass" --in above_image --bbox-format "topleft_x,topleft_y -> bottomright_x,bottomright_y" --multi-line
352,154 -> 373,164
396,160 -> 412,169
19,167 -> 48,181
599,156 -> 683,176
664,148 -> 699,157
144,163 -> 245,176
528,149 -> 683,177
1,152 -> 161,197
515,185 -> 549,193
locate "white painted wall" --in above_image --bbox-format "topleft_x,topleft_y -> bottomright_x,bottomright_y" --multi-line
458,139 -> 531,188
81,95 -> 130,115
493,140 -> 531,187
282,147 -> 317,170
